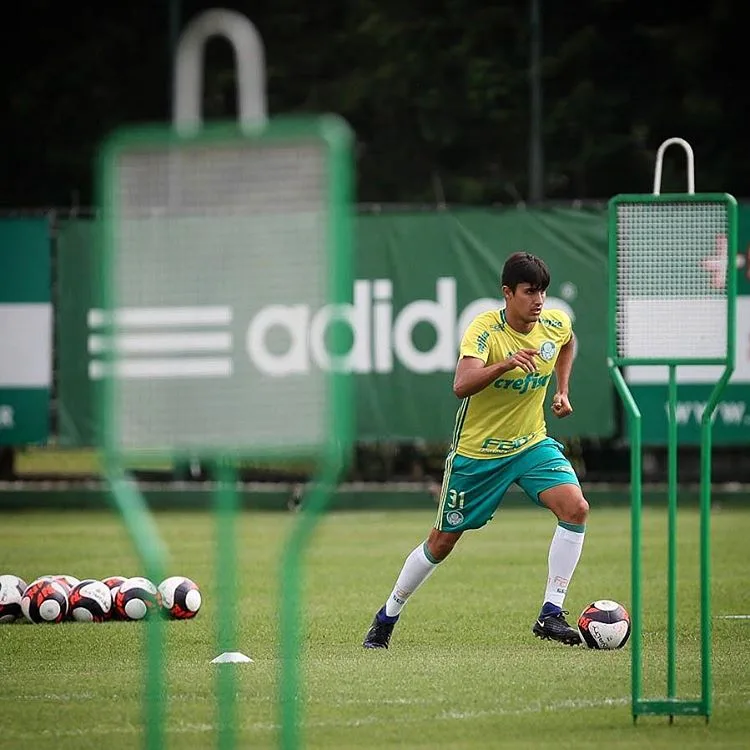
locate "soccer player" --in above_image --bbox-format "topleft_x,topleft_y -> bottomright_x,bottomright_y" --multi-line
363,252 -> 588,648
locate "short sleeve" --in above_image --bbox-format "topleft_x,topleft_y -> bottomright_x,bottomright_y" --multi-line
459,315 -> 492,364
558,310 -> 573,345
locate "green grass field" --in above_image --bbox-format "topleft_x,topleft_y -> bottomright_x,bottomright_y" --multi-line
1,506 -> 749,749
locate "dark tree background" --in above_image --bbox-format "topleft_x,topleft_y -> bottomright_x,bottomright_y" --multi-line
1,0 -> 748,208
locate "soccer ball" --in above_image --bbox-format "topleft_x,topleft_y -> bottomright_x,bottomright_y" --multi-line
52,574 -> 80,593
21,578 -> 69,624
38,574 -> 80,594
0,574 -> 28,623
102,576 -> 127,619
577,599 -> 631,650
102,575 -> 126,595
114,577 -> 158,621
158,576 -> 202,620
69,579 -> 113,622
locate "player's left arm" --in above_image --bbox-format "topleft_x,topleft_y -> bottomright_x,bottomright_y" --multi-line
552,333 -> 575,418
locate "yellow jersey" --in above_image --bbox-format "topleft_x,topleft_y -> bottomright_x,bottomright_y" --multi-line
450,307 -> 573,459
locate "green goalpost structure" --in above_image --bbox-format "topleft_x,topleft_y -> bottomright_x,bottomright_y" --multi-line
607,137 -> 737,722
96,10 -> 354,750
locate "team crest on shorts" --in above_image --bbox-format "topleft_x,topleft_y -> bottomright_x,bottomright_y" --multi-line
539,340 -> 556,361
446,510 -> 464,526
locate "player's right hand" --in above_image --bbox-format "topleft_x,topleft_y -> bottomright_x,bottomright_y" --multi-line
504,348 -> 539,373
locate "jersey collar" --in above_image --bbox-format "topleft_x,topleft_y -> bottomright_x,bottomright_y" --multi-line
501,308 -> 537,336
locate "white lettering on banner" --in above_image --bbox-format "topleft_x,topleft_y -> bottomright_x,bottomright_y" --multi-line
668,400 -> 749,427
88,305 -> 235,381
89,359 -> 233,380
0,405 -> 14,428
392,278 -> 456,373
244,277 -> 576,376
373,279 -> 393,373
310,281 -> 372,373
246,304 -> 310,376
89,279 -> 578,379
88,306 -> 232,327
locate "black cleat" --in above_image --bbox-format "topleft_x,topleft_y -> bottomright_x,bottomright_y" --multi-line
532,608 -> 581,646
363,607 -> 398,649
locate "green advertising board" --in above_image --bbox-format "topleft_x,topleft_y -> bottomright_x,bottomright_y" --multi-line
55,219 -> 101,445
0,218 -> 51,445
55,208 -> 614,446
354,208 -> 613,441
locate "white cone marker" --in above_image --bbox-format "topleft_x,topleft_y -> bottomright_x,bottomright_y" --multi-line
211,651 -> 253,664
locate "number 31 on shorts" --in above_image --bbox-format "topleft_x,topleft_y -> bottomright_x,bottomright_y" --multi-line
447,489 -> 466,509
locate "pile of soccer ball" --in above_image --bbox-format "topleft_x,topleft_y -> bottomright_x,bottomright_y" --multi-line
0,573 -> 201,624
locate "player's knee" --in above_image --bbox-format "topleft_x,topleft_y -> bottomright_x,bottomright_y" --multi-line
428,537 -> 455,561
568,495 -> 589,525
426,530 -> 461,561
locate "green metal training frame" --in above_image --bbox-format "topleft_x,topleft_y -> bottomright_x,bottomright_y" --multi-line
96,11 -> 354,750
607,138 -> 737,722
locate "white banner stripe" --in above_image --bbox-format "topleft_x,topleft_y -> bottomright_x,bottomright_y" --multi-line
89,358 -> 233,380
88,332 -> 232,355
88,306 -> 232,328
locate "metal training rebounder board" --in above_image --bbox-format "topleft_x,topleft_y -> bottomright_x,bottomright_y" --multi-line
95,10 -> 354,750
97,117 -> 353,750
608,138 -> 737,723
98,120 -> 353,458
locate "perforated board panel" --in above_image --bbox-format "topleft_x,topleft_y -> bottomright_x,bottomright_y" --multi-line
612,196 -> 734,361
98,122 -> 351,455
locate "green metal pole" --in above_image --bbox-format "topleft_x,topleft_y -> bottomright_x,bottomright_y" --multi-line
700,410 -> 713,722
609,362 -> 642,719
279,449 -> 343,750
277,117 -> 354,750
107,469 -> 167,750
700,196 -> 740,721
215,457 -> 239,750
699,368 -> 732,720
666,365 -> 678,715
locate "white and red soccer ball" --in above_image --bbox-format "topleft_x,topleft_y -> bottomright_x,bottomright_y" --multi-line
3,572 -> 202,624
69,579 -> 113,622
102,575 -> 127,619
51,574 -> 80,594
158,576 -> 201,620
0,574 -> 28,623
577,599 -> 631,650
21,577 -> 69,624
114,577 -> 159,621
102,575 -> 126,598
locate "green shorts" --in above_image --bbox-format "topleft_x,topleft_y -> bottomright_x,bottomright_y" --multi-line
435,437 -> 579,532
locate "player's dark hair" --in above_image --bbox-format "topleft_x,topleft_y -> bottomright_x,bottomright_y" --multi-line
501,252 -> 550,292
